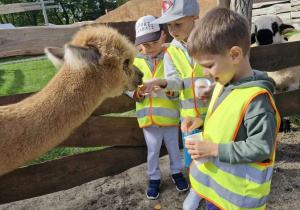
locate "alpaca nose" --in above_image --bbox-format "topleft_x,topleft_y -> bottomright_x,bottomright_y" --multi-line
136,69 -> 144,85
256,29 -> 273,45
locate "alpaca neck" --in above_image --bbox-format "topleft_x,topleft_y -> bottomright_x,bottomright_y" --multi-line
38,67 -> 105,127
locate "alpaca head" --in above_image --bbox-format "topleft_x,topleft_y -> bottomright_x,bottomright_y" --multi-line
45,25 -> 143,96
251,15 -> 294,45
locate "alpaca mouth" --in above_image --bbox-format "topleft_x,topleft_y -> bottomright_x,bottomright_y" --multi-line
127,70 -> 143,90
134,67 -> 144,86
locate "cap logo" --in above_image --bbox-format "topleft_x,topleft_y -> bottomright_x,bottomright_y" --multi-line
136,22 -> 155,35
162,0 -> 173,13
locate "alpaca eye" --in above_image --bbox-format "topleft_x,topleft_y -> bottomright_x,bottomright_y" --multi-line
123,59 -> 131,76
124,59 -> 130,66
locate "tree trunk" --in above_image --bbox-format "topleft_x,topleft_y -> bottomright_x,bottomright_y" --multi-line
10,13 -> 15,26
0,15 -> 5,24
59,2 -> 69,24
70,7 -> 77,21
54,9 -> 64,25
230,0 -> 253,28
219,0 -> 230,8
3,14 -> 9,23
32,11 -> 38,26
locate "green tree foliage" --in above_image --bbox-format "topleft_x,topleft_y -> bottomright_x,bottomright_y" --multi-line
0,0 -> 130,26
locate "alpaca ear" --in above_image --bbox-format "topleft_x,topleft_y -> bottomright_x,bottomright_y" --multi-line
279,24 -> 295,34
45,47 -> 65,69
251,33 -> 256,44
64,44 -> 101,70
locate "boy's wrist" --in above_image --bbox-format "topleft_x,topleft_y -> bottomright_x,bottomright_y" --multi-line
212,143 -> 219,157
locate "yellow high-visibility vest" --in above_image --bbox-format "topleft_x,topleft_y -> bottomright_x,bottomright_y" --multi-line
190,83 -> 281,210
166,46 -> 208,118
134,58 -> 180,128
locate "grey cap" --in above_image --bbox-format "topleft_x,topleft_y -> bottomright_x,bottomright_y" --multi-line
151,0 -> 200,24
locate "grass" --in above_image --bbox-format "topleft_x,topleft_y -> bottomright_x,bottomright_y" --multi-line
28,147 -> 105,165
0,59 -> 57,96
0,57 -> 106,165
103,109 -> 136,117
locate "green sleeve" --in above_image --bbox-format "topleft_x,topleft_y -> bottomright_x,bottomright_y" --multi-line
199,113 -> 206,121
218,93 -> 278,164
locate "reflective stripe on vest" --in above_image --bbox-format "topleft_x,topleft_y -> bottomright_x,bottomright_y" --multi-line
166,46 -> 208,118
134,58 -> 180,128
190,82 -> 281,210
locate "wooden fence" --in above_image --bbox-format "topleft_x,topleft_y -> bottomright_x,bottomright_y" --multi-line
0,21 -> 299,205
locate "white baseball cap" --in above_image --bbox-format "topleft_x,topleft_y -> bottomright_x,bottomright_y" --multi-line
135,15 -> 165,46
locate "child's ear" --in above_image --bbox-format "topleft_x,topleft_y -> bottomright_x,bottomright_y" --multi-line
229,46 -> 242,64
161,31 -> 166,44
193,15 -> 199,26
162,33 -> 166,44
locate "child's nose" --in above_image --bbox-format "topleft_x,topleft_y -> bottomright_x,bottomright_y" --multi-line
203,70 -> 212,77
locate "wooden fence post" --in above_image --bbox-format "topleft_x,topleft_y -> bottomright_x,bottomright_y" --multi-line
40,0 -> 49,25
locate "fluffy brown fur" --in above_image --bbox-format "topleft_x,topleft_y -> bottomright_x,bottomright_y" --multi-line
0,25 -> 143,175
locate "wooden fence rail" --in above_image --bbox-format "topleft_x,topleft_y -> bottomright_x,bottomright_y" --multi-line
0,22 -> 299,204
0,147 -> 168,204
0,22 -> 165,58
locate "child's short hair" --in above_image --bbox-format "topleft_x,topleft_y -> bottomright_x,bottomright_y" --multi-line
187,7 -> 251,57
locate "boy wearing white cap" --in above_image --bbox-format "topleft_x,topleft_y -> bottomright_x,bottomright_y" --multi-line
142,1 -> 214,208
143,0 -> 214,168
125,15 -> 189,200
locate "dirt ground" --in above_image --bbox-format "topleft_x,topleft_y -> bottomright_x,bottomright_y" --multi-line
0,130 -> 299,210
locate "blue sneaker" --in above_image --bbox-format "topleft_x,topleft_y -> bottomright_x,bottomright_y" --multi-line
146,179 -> 160,200
172,172 -> 189,192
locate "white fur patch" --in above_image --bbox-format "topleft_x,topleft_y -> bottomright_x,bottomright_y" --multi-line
64,44 -> 100,71
45,48 -> 64,69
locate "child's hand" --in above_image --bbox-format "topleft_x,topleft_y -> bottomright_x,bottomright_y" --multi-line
153,86 -> 168,93
137,85 -> 147,97
185,140 -> 218,158
197,83 -> 216,102
181,117 -> 203,134
143,78 -> 167,95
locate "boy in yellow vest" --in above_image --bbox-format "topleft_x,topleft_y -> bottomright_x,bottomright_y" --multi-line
181,7 -> 280,210
125,15 -> 189,200
143,0 -> 215,170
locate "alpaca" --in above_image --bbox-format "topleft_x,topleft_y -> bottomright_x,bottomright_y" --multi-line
0,25 -> 143,176
251,16 -> 300,132
251,15 -> 300,93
